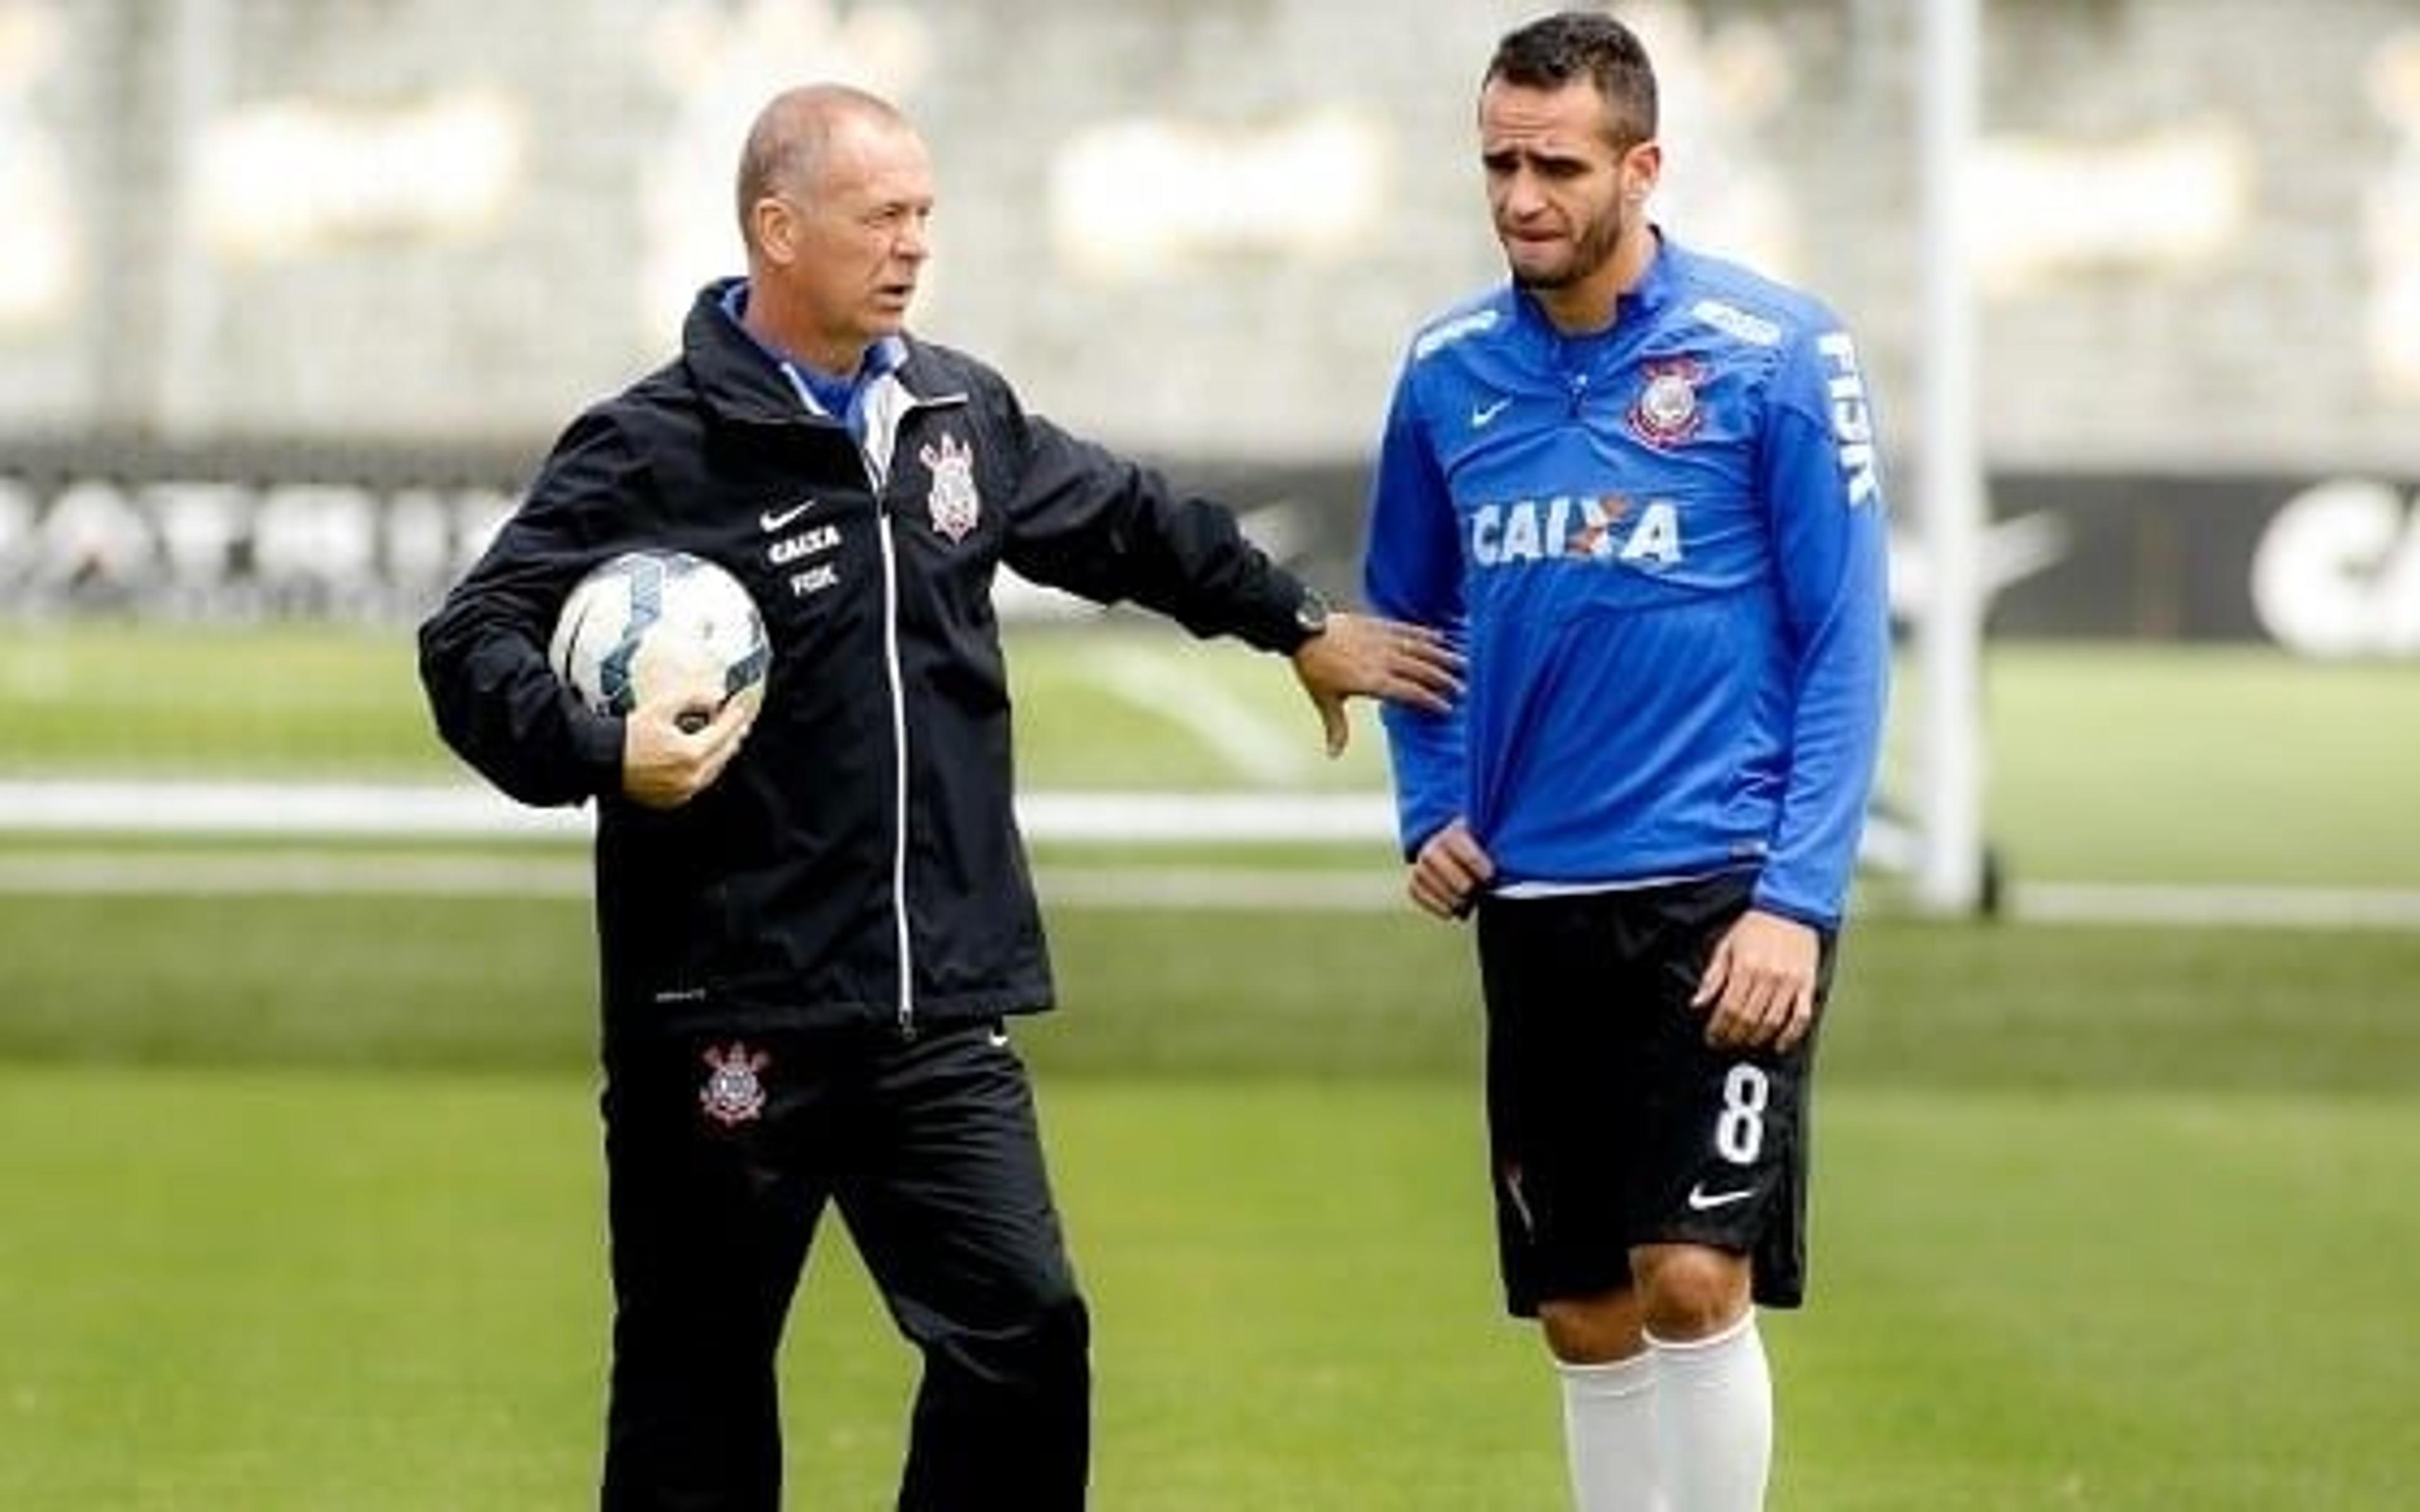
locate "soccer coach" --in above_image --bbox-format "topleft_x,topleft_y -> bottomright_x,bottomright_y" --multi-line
420,83 -> 1458,1510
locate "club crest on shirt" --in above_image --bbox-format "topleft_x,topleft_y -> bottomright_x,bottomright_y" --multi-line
918,431 -> 981,543
1627,357 -> 1706,448
699,1042 -> 769,1127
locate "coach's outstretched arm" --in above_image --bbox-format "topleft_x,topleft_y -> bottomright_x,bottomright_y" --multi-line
991,406 -> 1463,759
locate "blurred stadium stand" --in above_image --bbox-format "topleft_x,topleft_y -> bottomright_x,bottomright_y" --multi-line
4,1 -> 2417,486
1,0 -> 2416,862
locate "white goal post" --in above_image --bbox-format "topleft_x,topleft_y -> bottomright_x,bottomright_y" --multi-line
1910,0 -> 1992,915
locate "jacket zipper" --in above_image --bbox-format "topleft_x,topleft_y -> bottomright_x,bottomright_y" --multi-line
857,384 -> 969,1040
873,500 -> 913,1038
780,359 -> 923,1040
852,427 -> 916,1041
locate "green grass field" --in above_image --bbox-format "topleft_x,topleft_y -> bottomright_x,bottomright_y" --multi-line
3,627 -> 2417,1506
7,1063 -> 2417,1508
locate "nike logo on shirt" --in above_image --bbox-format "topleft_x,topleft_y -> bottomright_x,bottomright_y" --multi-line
1471,398 -> 1512,428
761,500 -> 816,532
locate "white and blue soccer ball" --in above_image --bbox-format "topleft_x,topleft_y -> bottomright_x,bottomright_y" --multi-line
548,549 -> 769,731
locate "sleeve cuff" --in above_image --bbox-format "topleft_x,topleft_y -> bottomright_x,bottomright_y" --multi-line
568,708 -> 625,798
1231,570 -> 1319,655
1748,887 -> 1840,934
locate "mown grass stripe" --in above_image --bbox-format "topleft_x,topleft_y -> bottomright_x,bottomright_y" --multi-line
6,845 -> 2420,929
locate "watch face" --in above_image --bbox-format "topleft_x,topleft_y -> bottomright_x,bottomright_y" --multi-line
1295,592 -> 1330,635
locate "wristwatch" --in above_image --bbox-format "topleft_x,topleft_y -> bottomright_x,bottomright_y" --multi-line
1291,587 -> 1332,643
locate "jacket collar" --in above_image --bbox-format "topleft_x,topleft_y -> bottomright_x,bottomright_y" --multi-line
1509,225 -> 1681,342
681,277 -> 921,426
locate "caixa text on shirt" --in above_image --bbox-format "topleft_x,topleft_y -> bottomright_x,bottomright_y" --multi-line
1469,494 -> 1686,569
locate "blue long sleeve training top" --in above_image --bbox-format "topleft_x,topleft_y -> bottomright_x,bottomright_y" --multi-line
1363,234 -> 1892,930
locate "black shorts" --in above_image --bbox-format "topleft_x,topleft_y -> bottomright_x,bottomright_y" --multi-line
1474,873 -> 1833,1315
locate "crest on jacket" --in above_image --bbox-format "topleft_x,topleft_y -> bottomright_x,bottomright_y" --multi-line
1627,357 -> 1706,448
918,432 -> 981,543
699,1041 -> 769,1127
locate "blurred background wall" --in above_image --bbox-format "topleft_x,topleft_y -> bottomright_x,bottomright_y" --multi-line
3,0 -> 2417,646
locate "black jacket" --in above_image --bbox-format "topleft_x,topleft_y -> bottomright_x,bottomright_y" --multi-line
420,280 -> 1315,1043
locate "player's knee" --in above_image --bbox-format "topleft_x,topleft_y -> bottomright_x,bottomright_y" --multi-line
910,1264 -> 1090,1382
995,1285 -> 1093,1381
1031,1287 -> 1091,1375
1537,1290 -> 1645,1363
1634,1243 -> 1751,1341
992,1288 -> 1091,1414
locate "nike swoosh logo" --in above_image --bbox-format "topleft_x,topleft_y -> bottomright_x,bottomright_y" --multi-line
760,500 -> 816,532
1471,398 -> 1511,428
1685,1182 -> 1756,1212
985,1026 -> 1011,1049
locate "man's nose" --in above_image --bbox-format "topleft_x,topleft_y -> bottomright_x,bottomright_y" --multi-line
1498,169 -> 1547,219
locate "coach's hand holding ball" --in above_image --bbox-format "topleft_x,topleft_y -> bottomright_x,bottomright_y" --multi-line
547,549 -> 771,811
612,598 -> 761,809
623,685 -> 754,810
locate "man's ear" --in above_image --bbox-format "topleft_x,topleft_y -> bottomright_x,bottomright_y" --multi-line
1623,140 -> 1663,204
750,197 -> 796,263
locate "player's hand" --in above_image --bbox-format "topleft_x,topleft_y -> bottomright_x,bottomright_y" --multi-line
1691,908 -> 1821,1051
621,692 -> 754,810
1289,611 -> 1463,757
1408,818 -> 1493,921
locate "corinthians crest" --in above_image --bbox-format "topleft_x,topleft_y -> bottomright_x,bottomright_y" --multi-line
699,1042 -> 769,1128
918,431 -> 982,543
1627,357 -> 1707,448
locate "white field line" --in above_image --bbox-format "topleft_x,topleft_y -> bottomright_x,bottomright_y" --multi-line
0,779 -> 1398,845
2008,881 -> 2420,931
3,781 -> 2417,929
0,779 -> 592,839
0,852 -> 1412,910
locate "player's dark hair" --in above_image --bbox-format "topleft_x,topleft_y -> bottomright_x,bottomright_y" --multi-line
1485,10 -> 1659,147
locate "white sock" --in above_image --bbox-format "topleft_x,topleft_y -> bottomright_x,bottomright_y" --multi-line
1646,1312 -> 1773,1512
1557,1351 -> 1665,1512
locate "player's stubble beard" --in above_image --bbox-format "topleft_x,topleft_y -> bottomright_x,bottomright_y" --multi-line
1505,195 -> 1626,294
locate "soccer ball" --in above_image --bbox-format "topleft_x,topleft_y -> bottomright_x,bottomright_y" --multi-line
548,549 -> 769,732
